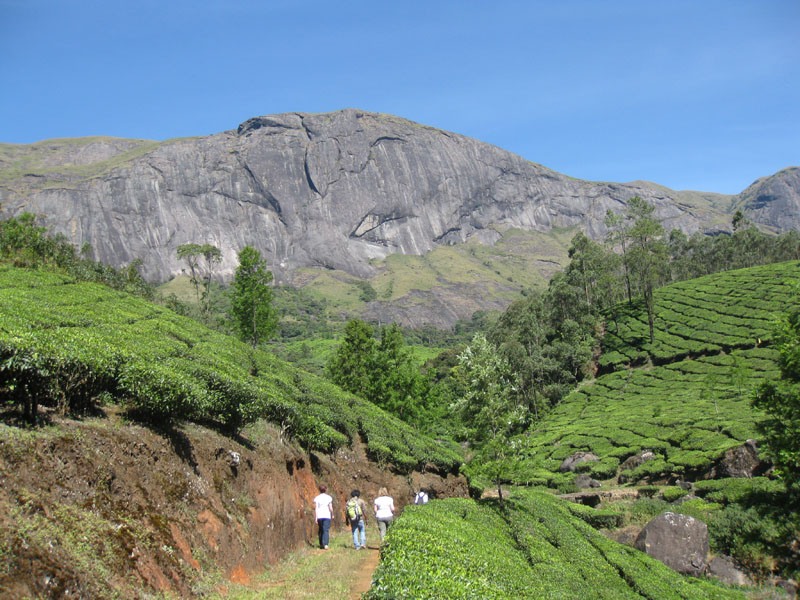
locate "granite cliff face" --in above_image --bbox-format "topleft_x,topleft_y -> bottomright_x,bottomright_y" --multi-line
0,109 -> 794,327
736,167 -> 800,232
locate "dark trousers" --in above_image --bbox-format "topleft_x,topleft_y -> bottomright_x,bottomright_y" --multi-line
317,518 -> 331,548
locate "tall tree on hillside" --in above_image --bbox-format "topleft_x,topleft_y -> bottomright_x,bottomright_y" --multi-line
604,209 -> 634,303
230,246 -> 277,347
551,232 -> 621,319
326,319 -> 377,399
371,324 -> 427,422
177,243 -> 222,318
454,333 -> 523,504
624,197 -> 669,343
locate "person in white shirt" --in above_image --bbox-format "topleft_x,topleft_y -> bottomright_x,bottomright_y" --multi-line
373,486 -> 395,542
313,484 -> 334,549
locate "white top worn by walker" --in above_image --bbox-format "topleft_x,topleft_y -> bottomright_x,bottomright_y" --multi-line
373,495 -> 394,519
314,493 -> 333,519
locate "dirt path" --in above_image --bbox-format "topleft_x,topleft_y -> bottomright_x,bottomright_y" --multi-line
349,544 -> 381,599
214,528 -> 381,599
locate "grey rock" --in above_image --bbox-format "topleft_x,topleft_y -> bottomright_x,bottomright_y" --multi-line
737,167 -> 800,232
713,439 -> 768,479
1,109 -> 795,327
635,511 -> 709,576
559,452 -> 599,472
620,450 -> 657,471
707,555 -> 752,587
574,473 -> 602,489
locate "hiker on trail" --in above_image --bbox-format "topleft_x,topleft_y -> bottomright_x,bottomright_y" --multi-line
346,489 -> 369,549
313,484 -> 334,549
373,486 -> 395,542
414,489 -> 429,504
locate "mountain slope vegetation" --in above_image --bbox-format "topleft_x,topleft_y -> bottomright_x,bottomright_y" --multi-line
486,261 -> 800,489
0,265 -> 461,473
368,492 -> 746,599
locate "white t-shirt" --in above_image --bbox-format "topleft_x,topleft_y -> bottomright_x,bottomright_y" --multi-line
314,493 -> 333,519
373,495 -> 395,519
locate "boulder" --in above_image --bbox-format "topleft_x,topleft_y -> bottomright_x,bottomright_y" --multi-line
620,450 -> 656,472
559,452 -> 599,473
634,512 -> 709,576
574,474 -> 602,489
714,439 -> 768,479
707,555 -> 752,587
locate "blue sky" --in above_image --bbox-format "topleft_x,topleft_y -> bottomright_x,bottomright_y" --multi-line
1,0 -> 797,194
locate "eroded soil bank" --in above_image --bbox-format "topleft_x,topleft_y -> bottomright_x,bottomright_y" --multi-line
0,410 -> 467,598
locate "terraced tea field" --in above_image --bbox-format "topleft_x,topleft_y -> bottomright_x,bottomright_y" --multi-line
510,261 -> 800,488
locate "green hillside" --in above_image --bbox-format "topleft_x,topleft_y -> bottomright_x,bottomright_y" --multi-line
0,265 -> 461,474
368,491 -> 744,599
501,261 -> 800,489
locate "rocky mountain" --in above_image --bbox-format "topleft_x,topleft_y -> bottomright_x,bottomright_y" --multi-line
735,166 -> 800,232
0,109 -> 794,327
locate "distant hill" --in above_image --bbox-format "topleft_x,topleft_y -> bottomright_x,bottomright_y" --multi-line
1,109 -> 796,327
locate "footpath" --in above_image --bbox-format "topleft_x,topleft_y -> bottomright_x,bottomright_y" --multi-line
215,528 -> 381,599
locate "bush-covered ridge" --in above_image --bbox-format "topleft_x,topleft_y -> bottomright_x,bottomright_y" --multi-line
0,266 -> 461,473
367,491 -> 744,599
496,261 -> 800,489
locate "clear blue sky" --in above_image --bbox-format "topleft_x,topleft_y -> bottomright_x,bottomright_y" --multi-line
1,0 -> 798,194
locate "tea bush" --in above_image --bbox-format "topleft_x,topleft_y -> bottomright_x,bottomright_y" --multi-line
0,266 -> 461,472
368,491 -> 745,598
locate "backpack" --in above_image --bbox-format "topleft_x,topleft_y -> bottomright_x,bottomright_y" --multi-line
346,498 -> 362,522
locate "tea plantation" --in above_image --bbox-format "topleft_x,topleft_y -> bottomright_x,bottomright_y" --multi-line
499,261 -> 800,489
368,491 -> 744,599
0,266 -> 461,473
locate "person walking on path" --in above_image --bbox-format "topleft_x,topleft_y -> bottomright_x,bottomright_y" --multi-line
313,484 -> 334,549
346,489 -> 369,549
373,486 -> 395,542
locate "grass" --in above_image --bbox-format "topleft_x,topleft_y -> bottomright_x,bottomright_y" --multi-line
210,529 -> 373,599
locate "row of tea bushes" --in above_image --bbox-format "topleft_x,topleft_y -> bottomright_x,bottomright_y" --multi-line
599,261 -> 800,373
505,262 -> 800,488
367,491 -> 744,598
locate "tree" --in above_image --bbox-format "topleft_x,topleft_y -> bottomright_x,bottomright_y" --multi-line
752,308 -> 800,501
453,333 -> 523,504
177,243 -> 221,319
624,197 -> 669,343
326,319 -> 377,398
230,246 -> 277,347
371,324 -> 427,422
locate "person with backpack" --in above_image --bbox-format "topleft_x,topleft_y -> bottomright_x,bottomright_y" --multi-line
414,489 -> 429,505
373,486 -> 395,542
345,489 -> 368,549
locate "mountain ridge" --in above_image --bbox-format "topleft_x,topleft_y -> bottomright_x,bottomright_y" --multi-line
1,109 -> 796,327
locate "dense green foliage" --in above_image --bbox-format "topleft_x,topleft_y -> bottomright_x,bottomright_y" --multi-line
494,262 -> 800,491
325,320 -> 439,425
229,245 -> 277,346
367,492 -> 744,599
453,333 -> 523,501
753,303 -> 800,499
0,212 -> 152,298
0,266 -> 461,472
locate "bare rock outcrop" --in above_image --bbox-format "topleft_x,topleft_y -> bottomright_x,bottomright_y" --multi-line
634,511 -> 709,577
2,109 -> 796,327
